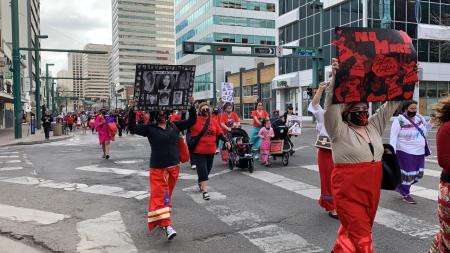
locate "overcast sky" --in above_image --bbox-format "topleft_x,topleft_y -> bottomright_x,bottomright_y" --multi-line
40,0 -> 112,75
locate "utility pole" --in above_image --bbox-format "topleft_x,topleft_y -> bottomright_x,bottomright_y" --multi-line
212,54 -> 217,106
34,35 -> 48,130
45,63 -> 54,111
310,0 -> 324,89
11,0 -> 22,139
51,79 -> 56,114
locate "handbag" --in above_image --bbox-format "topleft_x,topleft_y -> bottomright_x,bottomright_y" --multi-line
381,144 -> 402,190
171,123 -> 190,163
402,114 -> 431,157
314,135 -> 331,149
186,117 -> 210,152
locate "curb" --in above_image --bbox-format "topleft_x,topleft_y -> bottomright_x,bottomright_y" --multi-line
0,135 -> 73,147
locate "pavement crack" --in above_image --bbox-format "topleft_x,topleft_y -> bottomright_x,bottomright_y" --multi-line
0,230 -> 64,253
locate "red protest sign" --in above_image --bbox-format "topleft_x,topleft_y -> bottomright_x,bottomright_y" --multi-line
332,27 -> 418,104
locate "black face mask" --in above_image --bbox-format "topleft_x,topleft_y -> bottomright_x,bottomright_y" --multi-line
407,111 -> 417,117
200,108 -> 210,117
348,111 -> 369,126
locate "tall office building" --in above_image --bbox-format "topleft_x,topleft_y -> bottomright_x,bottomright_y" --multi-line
56,70 -> 72,92
68,52 -> 83,98
82,44 -> 112,100
26,0 -> 40,101
175,0 -> 277,102
275,0 -> 450,119
111,0 -> 175,100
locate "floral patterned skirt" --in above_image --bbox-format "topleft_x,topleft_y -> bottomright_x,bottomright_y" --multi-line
430,181 -> 450,253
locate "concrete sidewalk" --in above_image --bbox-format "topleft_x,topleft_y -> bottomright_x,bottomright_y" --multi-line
0,125 -> 72,147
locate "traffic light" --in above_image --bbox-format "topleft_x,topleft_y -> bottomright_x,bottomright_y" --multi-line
183,42 -> 195,54
212,45 -> 231,55
307,87 -> 313,97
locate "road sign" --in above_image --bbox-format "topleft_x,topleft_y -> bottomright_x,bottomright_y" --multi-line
254,47 -> 275,56
296,48 -> 317,57
183,42 -> 195,54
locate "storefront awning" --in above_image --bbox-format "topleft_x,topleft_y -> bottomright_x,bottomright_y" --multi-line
272,72 -> 299,90
0,92 -> 13,102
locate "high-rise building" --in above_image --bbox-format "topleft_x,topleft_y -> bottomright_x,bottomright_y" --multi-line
275,0 -> 450,119
56,70 -> 72,92
68,52 -> 83,98
175,0 -> 277,103
26,0 -> 40,101
82,44 -> 112,100
111,0 -> 175,100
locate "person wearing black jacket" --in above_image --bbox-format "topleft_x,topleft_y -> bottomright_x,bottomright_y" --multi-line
41,111 -> 53,140
128,97 -> 196,241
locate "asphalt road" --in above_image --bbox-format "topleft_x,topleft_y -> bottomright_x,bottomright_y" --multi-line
0,124 -> 442,253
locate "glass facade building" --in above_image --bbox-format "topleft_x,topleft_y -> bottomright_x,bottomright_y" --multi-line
276,0 -> 450,116
176,0 -> 277,101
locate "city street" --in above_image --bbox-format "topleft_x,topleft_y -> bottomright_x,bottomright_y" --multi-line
0,125 -> 442,253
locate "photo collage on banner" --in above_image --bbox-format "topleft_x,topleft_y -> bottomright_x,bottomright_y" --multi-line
134,64 -> 196,111
332,27 -> 418,104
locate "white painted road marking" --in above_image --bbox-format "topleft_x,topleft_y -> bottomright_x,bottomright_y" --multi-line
76,211 -> 137,253
1,160 -> 21,164
245,171 -> 439,239
293,145 -> 310,151
0,151 -> 19,154
0,204 -> 69,225
114,159 -> 144,164
426,159 -> 438,164
0,155 -> 19,158
300,164 -> 440,200
0,167 -> 23,171
75,165 -> 231,180
0,176 -> 148,200
183,186 -> 323,252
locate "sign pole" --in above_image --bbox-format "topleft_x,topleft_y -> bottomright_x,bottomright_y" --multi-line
213,54 -> 217,106
11,0 -> 22,139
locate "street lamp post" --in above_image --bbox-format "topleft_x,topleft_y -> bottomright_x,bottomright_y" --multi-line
310,0 -> 324,89
45,63 -> 54,112
34,34 -> 48,130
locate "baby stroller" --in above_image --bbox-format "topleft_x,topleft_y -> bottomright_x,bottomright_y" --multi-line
270,118 -> 294,166
227,128 -> 255,173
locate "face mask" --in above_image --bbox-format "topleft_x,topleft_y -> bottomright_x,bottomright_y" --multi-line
200,108 -> 210,116
348,111 -> 369,126
407,111 -> 417,117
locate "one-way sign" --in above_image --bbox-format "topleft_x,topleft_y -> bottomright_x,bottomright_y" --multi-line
254,47 -> 275,56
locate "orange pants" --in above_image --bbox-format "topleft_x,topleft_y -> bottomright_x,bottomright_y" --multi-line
331,161 -> 382,253
147,166 -> 179,231
317,148 -> 334,211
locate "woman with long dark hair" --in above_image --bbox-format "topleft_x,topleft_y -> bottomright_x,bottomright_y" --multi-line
128,97 -> 196,240
429,96 -> 450,252
249,102 -> 269,158
190,102 -> 230,200
390,100 -> 434,204
324,58 -> 407,252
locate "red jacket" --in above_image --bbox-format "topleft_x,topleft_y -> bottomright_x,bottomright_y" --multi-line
437,121 -> 450,174
191,115 -> 223,154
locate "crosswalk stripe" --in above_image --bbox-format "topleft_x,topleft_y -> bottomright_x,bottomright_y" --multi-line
76,211 -> 137,253
0,203 -> 69,225
0,176 -> 148,200
0,167 -> 23,171
75,165 -> 230,180
426,159 -> 438,164
301,164 -> 439,201
0,151 -> 19,154
1,160 -> 21,164
0,155 -> 19,158
183,186 -> 323,252
244,171 -> 439,239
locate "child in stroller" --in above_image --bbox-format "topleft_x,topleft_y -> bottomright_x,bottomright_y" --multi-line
228,128 -> 255,173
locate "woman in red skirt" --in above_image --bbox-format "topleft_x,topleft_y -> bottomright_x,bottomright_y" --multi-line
324,58 -> 404,252
128,98 -> 196,240
308,81 -> 337,218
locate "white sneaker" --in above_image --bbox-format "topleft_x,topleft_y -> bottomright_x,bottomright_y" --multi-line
162,225 -> 177,240
191,165 -> 197,170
